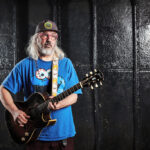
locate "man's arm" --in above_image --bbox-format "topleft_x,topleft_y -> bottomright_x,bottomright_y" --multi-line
0,86 -> 30,126
48,93 -> 78,110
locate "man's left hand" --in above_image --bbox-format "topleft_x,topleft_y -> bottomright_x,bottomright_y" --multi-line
48,96 -> 60,110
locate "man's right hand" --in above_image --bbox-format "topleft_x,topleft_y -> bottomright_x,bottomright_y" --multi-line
12,109 -> 30,127
0,87 -> 30,127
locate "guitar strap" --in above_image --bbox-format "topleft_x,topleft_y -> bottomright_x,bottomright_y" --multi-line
52,57 -> 59,96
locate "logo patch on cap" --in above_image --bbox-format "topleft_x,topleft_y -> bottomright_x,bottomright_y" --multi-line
44,21 -> 52,29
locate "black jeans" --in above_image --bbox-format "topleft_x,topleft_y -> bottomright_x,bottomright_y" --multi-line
25,138 -> 74,150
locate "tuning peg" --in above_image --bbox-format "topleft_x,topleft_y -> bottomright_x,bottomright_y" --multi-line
100,81 -> 103,86
94,69 -> 97,72
91,85 -> 94,90
95,84 -> 98,88
90,72 -> 93,75
86,74 -> 89,77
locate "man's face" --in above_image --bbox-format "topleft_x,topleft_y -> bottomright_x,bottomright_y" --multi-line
37,31 -> 58,56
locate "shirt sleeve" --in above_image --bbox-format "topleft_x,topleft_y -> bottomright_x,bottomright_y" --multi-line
2,65 -> 23,94
66,59 -> 82,95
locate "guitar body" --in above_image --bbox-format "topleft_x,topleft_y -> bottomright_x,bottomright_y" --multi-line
5,92 -> 56,144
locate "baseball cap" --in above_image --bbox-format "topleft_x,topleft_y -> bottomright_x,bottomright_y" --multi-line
35,20 -> 58,33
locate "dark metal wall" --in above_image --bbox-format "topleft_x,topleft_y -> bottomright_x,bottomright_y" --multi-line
0,0 -> 150,150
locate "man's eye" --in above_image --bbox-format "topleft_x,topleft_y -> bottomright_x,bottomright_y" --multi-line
42,34 -> 47,38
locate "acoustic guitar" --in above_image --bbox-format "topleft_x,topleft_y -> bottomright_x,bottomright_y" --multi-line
5,69 -> 104,144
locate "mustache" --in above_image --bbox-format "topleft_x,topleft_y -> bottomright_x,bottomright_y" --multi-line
44,40 -> 51,46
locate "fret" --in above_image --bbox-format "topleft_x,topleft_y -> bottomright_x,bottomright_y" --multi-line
73,85 -> 78,91
67,89 -> 72,95
71,86 -> 75,92
48,97 -> 58,104
77,83 -> 81,89
56,94 -> 62,100
57,93 -> 64,101
49,98 -> 53,103
56,97 -> 60,103
65,90 -> 70,96
70,86 -> 75,92
63,91 -> 68,97
69,87 -> 73,93
52,97 -> 57,103
56,95 -> 61,101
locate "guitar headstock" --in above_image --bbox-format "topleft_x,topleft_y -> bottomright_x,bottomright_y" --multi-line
81,69 -> 104,90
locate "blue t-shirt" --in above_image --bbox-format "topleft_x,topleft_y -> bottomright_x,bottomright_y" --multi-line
2,57 -> 82,141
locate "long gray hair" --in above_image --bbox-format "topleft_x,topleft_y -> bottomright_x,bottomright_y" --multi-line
26,33 -> 65,60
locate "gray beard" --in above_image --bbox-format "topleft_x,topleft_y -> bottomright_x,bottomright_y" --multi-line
38,48 -> 54,56
36,39 -> 55,56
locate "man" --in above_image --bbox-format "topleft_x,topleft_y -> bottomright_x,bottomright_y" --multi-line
0,20 -> 82,150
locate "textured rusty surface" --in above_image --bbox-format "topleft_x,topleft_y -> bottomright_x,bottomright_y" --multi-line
138,0 -> 150,150
0,0 -> 150,150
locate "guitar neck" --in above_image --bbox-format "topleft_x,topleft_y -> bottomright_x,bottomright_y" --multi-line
36,82 -> 83,112
49,82 -> 82,103
35,69 -> 103,112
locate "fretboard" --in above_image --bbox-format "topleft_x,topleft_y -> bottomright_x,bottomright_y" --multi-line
49,82 -> 82,103
37,82 -> 83,112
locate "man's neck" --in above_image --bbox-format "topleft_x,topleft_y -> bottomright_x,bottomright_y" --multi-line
39,54 -> 54,61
